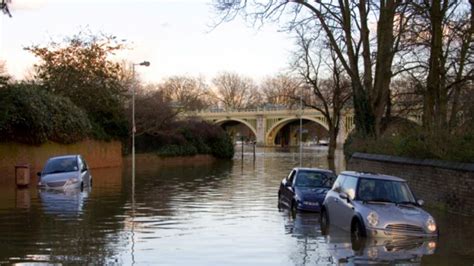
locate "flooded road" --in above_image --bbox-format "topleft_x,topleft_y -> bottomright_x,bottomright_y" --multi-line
0,148 -> 473,265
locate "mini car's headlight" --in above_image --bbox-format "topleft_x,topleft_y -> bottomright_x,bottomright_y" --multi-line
426,217 -> 437,233
367,211 -> 379,227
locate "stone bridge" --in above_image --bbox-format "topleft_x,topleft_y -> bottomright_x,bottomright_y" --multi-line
184,107 -> 356,147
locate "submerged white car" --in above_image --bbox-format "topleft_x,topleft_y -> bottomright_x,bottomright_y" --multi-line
321,171 -> 438,239
37,155 -> 92,190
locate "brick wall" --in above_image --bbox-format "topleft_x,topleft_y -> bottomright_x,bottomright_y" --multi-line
0,140 -> 122,183
348,153 -> 474,216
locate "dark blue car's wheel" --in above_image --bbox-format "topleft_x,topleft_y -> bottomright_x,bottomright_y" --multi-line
320,209 -> 329,235
290,200 -> 297,218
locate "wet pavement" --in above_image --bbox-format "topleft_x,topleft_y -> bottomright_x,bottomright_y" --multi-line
0,147 -> 472,265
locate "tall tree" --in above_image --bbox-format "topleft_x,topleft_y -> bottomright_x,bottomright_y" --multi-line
25,31 -> 129,139
214,0 -> 408,137
399,1 -> 473,132
212,72 -> 262,110
292,28 -> 352,160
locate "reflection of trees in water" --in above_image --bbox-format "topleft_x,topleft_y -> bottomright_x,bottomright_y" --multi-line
283,212 -> 334,265
130,160 -> 234,218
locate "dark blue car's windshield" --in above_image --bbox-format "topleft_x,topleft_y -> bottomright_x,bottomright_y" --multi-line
357,178 -> 416,203
43,158 -> 78,174
294,171 -> 334,188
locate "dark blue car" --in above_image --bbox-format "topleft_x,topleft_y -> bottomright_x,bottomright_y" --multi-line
278,167 -> 335,215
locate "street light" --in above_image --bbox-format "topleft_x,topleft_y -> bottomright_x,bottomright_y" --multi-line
299,84 -> 303,167
131,61 -> 150,192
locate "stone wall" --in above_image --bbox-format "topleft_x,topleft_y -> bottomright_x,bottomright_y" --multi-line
348,153 -> 474,216
0,140 -> 122,183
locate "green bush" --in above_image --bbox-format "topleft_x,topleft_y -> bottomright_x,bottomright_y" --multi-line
344,124 -> 474,163
210,133 -> 235,159
133,120 -> 235,159
0,84 -> 91,144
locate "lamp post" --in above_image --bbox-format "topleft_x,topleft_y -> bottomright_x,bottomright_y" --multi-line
131,61 -> 150,193
299,85 -> 303,167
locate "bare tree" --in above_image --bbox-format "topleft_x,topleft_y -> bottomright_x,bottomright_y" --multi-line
399,0 -> 473,132
160,75 -> 213,111
260,74 -> 301,107
131,89 -> 178,137
214,0 -> 409,138
292,28 -> 352,160
212,72 -> 262,110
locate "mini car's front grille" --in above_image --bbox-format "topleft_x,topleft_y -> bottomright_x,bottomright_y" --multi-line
47,181 -> 66,188
386,224 -> 424,233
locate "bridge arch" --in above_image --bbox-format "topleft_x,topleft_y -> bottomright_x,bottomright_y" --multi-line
214,118 -> 258,139
266,116 -> 330,146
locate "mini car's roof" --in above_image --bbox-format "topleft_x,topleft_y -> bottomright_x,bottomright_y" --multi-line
48,155 -> 79,161
294,167 -> 334,174
340,171 -> 406,182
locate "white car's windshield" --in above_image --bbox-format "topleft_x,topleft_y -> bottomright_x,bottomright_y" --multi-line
357,178 -> 416,204
43,158 -> 78,174
294,171 -> 334,188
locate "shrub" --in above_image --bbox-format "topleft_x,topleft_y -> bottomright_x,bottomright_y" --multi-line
0,84 -> 91,145
133,119 -> 235,159
344,122 -> 474,163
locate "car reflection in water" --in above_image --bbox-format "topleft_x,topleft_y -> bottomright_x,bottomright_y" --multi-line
38,187 -> 90,217
283,212 -> 437,265
326,226 -> 437,265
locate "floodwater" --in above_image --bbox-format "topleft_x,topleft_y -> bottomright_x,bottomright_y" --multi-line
0,147 -> 473,265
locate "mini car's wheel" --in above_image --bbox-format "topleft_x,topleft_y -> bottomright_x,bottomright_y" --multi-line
351,219 -> 366,240
80,181 -> 84,192
320,209 -> 330,235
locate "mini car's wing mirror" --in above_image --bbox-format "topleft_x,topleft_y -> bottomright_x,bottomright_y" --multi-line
417,199 -> 424,206
339,192 -> 349,200
36,172 -> 41,177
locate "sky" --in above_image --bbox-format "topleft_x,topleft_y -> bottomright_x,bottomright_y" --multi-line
0,0 -> 295,83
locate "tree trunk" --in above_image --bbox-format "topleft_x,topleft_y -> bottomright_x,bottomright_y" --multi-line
353,82 -> 375,137
424,0 -> 444,132
327,126 -> 337,160
372,0 -> 397,137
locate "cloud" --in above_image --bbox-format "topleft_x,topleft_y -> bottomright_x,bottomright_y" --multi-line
10,0 -> 48,10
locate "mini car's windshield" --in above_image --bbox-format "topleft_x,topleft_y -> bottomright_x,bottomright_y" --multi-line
294,171 -> 335,188
43,157 -> 78,174
357,178 -> 416,204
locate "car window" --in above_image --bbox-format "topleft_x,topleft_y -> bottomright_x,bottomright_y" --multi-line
341,176 -> 358,199
294,171 -> 334,188
357,178 -> 416,203
43,157 -> 78,174
332,175 -> 346,192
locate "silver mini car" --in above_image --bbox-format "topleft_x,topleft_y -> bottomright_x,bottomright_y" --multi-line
321,171 -> 438,238
37,155 -> 92,191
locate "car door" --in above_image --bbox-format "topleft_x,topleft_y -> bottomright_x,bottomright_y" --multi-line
336,176 -> 358,231
325,175 -> 346,227
282,170 -> 296,207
